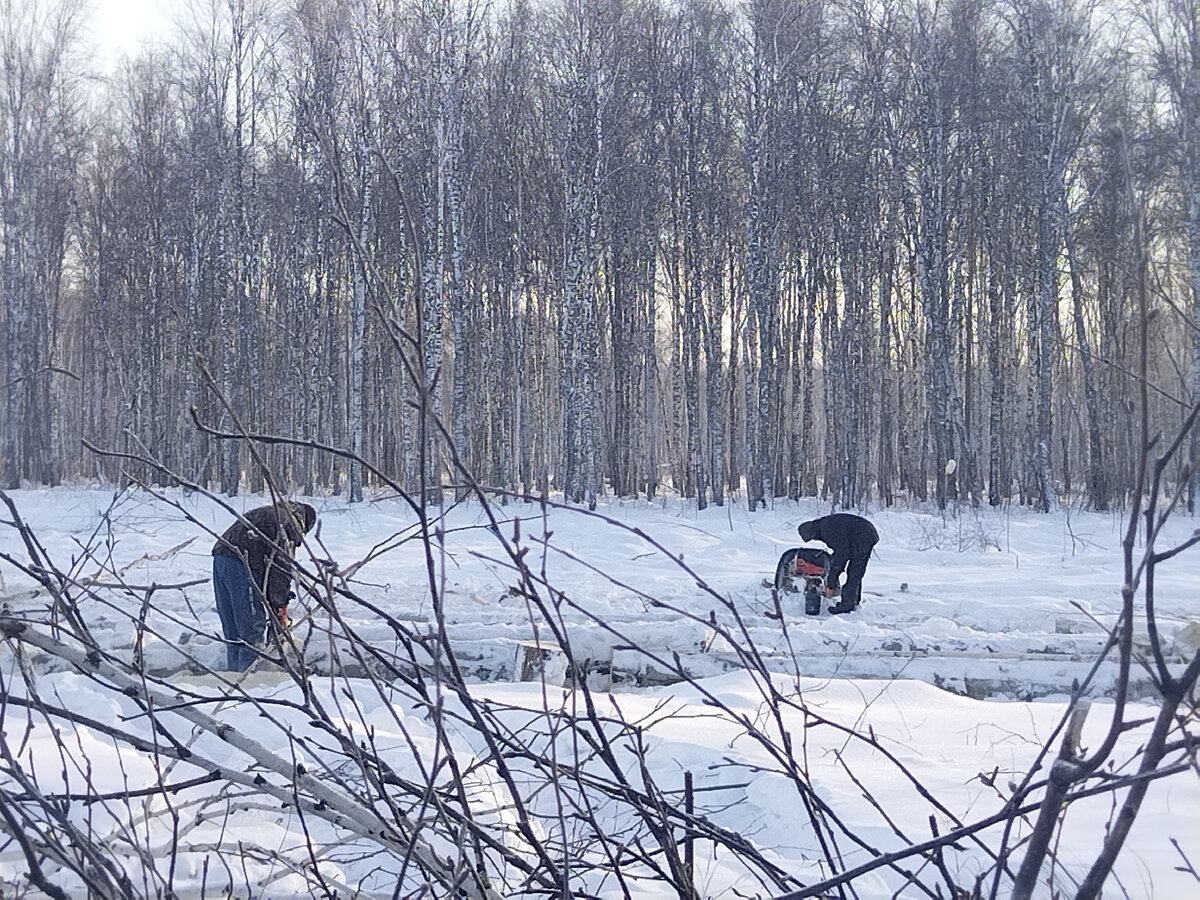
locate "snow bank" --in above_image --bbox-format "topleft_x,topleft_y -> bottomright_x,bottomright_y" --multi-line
0,487 -> 1196,897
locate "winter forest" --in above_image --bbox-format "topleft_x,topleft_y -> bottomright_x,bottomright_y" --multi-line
2,0 -> 1200,898
2,0 -> 1196,511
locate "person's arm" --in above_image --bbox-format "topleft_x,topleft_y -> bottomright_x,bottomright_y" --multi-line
818,522 -> 848,576
263,546 -> 294,610
242,508 -> 294,611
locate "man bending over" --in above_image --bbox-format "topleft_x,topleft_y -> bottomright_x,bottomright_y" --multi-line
797,513 -> 878,614
211,501 -> 316,671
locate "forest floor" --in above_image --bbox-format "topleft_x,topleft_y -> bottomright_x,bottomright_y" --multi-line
1,487 -> 1198,897
2,487 -> 1194,700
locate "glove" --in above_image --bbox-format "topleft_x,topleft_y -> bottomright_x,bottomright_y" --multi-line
825,584 -> 841,598
275,605 -> 291,629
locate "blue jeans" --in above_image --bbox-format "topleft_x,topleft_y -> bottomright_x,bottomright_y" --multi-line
212,555 -> 266,671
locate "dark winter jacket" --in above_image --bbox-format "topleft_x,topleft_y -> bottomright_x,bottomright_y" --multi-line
212,503 -> 316,610
798,513 -> 878,573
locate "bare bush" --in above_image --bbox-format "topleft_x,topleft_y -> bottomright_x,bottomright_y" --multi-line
908,507 -> 1006,554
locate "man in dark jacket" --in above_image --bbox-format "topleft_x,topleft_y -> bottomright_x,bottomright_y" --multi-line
212,501 -> 316,671
797,513 -> 878,614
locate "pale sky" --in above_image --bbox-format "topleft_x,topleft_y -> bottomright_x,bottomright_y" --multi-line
85,0 -> 176,72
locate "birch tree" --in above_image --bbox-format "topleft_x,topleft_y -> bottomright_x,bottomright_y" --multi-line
551,0 -> 606,508
1140,0 -> 1200,511
1007,0 -> 1095,512
0,0 -> 84,488
902,0 -> 975,509
0,0 -> 1193,510
740,0 -> 794,510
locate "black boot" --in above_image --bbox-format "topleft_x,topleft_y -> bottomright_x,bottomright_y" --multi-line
828,599 -> 857,615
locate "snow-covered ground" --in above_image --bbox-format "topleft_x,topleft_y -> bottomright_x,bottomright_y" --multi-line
3,487 -> 1194,696
0,487 -> 1197,897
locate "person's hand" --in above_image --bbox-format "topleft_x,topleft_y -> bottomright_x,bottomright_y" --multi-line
825,584 -> 841,598
275,605 -> 291,629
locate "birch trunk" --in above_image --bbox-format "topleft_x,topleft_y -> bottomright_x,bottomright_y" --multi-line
704,256 -> 726,506
442,13 -> 471,493
1188,21 -> 1199,511
559,17 -> 602,508
349,175 -> 370,504
1033,190 -> 1060,513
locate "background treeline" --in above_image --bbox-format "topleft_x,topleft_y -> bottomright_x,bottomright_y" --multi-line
1,0 -> 1197,512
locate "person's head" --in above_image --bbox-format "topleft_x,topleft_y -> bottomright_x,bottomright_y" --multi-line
294,502 -> 317,534
283,502 -> 317,541
798,519 -> 818,542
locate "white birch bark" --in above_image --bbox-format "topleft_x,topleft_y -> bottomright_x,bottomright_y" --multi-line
349,177 -> 370,504
0,0 -> 82,488
1186,7 -> 1200,510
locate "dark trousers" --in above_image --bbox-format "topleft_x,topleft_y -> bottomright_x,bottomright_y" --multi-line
212,555 -> 266,671
833,540 -> 877,609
